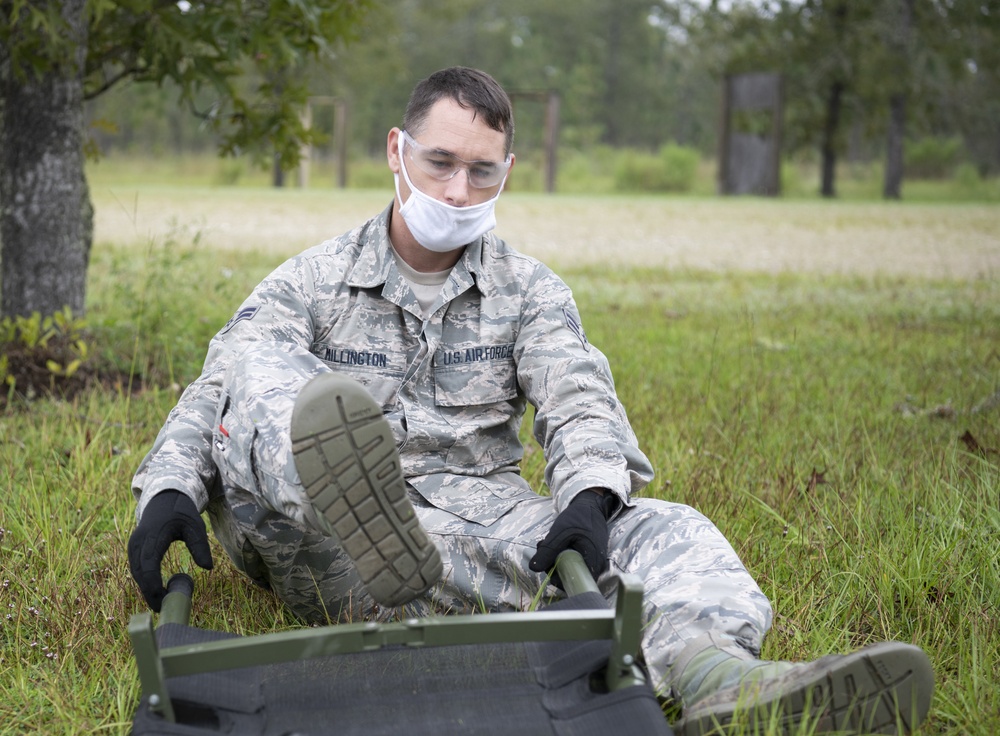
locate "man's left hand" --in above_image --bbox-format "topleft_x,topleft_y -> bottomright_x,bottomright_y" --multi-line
529,489 -> 614,584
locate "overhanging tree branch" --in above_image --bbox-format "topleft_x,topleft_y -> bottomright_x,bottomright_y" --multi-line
83,64 -> 143,100
0,0 -> 373,320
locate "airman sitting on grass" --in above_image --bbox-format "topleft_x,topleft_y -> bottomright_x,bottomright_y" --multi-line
128,66 -> 933,735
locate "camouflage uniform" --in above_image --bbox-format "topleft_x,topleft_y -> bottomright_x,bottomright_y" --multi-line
132,203 -> 773,693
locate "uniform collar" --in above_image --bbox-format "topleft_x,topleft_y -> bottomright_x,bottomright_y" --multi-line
346,201 -> 486,297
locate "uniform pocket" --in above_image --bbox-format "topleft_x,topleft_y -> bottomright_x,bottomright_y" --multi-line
212,393 -> 261,495
409,473 -> 539,526
433,344 -> 517,407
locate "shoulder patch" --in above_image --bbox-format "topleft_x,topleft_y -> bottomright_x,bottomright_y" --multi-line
221,306 -> 260,334
562,307 -> 590,351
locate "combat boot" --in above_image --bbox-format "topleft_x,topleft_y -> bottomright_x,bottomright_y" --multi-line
290,372 -> 443,607
670,631 -> 934,736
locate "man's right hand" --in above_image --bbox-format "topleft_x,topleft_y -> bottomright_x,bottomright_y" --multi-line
127,490 -> 214,611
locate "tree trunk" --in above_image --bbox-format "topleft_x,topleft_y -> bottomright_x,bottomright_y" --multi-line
272,152 -> 286,188
0,0 -> 92,320
600,1 -> 624,145
820,80 -> 844,198
882,0 -> 914,200
883,92 -> 906,199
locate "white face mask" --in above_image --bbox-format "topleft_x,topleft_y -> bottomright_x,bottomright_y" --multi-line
394,135 -> 506,253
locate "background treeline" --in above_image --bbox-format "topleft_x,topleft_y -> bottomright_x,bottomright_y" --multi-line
85,0 -> 1000,195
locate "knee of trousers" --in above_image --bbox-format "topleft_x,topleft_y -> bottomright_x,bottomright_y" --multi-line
205,494 -> 271,588
211,342 -> 332,530
207,488 -> 375,623
605,499 -> 774,663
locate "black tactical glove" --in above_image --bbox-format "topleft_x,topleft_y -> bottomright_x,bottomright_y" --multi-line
127,489 -> 214,611
529,489 -> 616,586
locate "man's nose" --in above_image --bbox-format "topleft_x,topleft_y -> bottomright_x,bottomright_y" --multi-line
443,168 -> 471,206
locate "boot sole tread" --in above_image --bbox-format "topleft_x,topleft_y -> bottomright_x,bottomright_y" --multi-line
291,373 -> 442,607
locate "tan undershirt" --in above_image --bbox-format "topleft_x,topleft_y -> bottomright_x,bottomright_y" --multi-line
390,245 -> 452,317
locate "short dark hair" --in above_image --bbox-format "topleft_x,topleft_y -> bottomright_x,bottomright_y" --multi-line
403,67 -> 515,156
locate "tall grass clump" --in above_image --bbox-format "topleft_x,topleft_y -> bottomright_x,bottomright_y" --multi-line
614,143 -> 701,193
86,225 -> 275,387
2,237 -> 999,733
905,137 -> 966,179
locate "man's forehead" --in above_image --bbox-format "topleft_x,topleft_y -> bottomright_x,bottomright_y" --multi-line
411,99 -> 507,159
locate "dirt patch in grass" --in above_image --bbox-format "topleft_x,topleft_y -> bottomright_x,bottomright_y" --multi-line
1,338 -> 141,409
92,187 -> 1000,280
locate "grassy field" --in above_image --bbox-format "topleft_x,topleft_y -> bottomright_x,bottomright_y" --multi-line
1,180 -> 999,734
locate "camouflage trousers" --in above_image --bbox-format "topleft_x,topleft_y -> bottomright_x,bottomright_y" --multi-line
205,343 -> 773,694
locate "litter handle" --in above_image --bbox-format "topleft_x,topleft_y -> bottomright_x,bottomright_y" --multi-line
158,573 -> 194,628
555,550 -> 601,597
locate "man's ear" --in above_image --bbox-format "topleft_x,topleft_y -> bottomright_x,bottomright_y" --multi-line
386,128 -> 402,175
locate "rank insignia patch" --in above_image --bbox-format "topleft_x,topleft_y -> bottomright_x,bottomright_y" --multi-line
563,307 -> 590,351
221,306 -> 260,334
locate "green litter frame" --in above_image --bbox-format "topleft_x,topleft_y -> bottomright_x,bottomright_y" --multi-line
129,550 -> 650,725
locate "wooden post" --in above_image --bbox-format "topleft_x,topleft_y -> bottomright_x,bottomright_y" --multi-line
272,153 -> 284,188
299,96 -> 348,188
544,91 -> 560,193
297,102 -> 312,188
509,90 -> 560,193
717,77 -> 732,195
334,98 -> 348,189
772,75 -> 784,197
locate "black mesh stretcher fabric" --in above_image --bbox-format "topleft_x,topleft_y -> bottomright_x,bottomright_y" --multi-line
131,592 -> 674,736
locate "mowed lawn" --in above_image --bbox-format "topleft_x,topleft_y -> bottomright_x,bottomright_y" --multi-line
1,182 -> 998,734
90,183 -> 999,279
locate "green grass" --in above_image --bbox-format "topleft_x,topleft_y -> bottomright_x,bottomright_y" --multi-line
2,200 -> 999,733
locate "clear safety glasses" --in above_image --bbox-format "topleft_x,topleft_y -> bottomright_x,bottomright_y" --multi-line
401,130 -> 511,189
